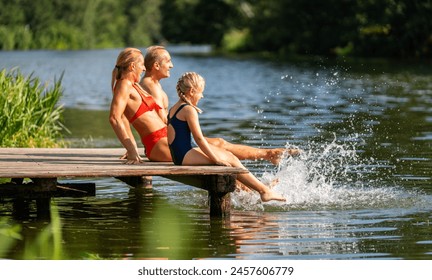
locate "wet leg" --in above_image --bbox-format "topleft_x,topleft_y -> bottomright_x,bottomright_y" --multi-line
207,137 -> 299,165
183,146 -> 286,202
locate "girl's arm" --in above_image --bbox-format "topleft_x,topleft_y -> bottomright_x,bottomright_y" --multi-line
185,107 -> 231,166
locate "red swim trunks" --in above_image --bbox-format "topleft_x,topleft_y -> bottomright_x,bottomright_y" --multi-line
141,127 -> 168,158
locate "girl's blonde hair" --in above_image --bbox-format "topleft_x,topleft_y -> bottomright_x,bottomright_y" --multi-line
111,47 -> 143,92
176,72 -> 205,113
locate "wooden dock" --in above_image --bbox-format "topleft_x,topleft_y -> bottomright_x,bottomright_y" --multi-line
0,148 -> 247,217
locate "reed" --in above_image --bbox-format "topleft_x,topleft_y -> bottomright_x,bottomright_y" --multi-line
0,202 -> 67,260
0,69 -> 67,147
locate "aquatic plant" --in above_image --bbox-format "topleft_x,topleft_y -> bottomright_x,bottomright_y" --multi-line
0,68 -> 67,147
22,203 -> 66,260
0,217 -> 22,257
0,202 -> 66,260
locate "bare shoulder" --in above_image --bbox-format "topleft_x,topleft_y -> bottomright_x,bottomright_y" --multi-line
140,77 -> 168,109
114,79 -> 133,97
140,77 -> 159,95
182,105 -> 199,119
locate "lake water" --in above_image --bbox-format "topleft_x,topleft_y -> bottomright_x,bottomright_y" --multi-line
0,48 -> 431,260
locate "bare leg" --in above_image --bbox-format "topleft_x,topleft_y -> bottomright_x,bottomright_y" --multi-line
206,137 -> 300,165
146,137 -> 172,162
183,147 -> 286,203
235,180 -> 251,192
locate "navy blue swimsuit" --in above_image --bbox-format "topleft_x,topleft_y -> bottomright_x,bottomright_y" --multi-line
168,104 -> 197,165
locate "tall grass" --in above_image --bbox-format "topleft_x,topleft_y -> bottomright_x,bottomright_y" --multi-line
0,68 -> 68,147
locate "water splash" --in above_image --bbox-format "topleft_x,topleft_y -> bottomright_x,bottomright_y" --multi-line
231,137 -> 423,211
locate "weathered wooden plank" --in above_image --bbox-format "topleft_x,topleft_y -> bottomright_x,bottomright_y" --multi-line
0,148 -> 247,179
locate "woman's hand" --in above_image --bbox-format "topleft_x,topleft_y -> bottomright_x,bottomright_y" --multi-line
123,150 -> 143,164
120,151 -> 128,160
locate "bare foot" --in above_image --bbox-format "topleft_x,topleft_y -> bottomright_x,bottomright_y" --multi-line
268,148 -> 285,165
268,148 -> 302,165
287,148 -> 302,156
260,190 -> 286,202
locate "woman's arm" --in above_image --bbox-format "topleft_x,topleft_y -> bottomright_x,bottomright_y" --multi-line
119,114 -> 138,159
109,81 -> 142,164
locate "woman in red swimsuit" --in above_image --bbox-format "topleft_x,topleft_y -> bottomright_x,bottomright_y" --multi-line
110,47 -> 172,163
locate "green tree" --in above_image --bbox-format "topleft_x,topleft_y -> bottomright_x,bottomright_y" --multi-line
161,0 -> 198,44
161,0 -> 235,46
243,0 -> 431,58
355,0 -> 432,57
90,0 -> 128,48
126,0 -> 163,47
243,0 -> 358,55
0,0 -> 26,25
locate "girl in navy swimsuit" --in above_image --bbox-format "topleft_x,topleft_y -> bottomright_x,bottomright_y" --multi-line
167,72 -> 286,203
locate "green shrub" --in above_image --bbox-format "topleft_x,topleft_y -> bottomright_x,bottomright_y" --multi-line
0,69 -> 67,147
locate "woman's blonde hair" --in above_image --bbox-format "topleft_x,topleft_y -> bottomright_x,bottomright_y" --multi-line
176,72 -> 205,113
111,47 -> 143,92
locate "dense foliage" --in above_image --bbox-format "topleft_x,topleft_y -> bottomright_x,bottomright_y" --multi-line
0,0 -> 430,58
0,69 -> 67,147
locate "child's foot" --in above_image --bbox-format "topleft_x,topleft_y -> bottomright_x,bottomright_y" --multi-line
287,148 -> 302,156
260,190 -> 286,202
268,148 -> 285,165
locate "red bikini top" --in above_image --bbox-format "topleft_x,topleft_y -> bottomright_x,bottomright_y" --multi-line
128,84 -> 162,123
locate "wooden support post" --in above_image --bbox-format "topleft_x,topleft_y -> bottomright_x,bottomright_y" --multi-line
31,178 -> 56,218
163,174 -> 236,217
31,178 -> 57,191
208,191 -> 231,217
36,197 -> 51,218
204,175 -> 236,217
12,198 -> 30,219
115,176 -> 152,188
3,177 -> 95,219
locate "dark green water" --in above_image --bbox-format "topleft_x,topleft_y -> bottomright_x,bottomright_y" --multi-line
0,49 -> 431,259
